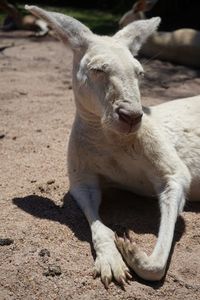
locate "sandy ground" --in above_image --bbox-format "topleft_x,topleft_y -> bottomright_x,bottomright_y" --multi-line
1,31 -> 200,300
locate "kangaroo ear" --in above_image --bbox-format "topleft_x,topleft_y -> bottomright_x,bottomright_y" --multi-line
114,17 -> 161,56
25,5 -> 93,50
133,0 -> 158,13
132,0 -> 147,13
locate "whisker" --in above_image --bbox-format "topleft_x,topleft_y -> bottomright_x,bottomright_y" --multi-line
140,51 -> 162,66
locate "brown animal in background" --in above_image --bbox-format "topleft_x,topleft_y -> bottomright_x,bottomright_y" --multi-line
119,0 -> 200,68
0,0 -> 48,36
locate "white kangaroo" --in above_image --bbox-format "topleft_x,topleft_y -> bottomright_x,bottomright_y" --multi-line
26,5 -> 200,288
119,0 -> 200,68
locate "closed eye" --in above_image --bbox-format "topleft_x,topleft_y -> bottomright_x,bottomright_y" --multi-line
91,68 -> 105,73
89,67 -> 107,77
89,63 -> 109,74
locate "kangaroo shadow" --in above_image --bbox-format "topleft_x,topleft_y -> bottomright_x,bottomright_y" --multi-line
12,189 -> 200,289
13,192 -> 92,243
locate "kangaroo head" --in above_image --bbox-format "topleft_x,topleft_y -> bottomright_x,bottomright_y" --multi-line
119,0 -> 159,28
26,5 -> 160,135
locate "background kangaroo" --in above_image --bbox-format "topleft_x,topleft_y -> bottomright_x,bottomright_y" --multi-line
119,0 -> 200,68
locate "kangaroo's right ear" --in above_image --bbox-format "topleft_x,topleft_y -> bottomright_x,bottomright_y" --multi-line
25,5 -> 93,51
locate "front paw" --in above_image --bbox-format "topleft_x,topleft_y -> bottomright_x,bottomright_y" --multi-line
94,242 -> 132,288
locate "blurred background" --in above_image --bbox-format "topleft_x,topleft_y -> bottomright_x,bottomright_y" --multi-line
1,0 -> 200,35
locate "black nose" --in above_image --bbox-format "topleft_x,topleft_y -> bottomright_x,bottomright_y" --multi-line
117,108 -> 143,126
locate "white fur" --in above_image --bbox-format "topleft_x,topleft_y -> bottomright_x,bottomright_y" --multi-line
119,0 -> 200,68
26,5 -> 200,287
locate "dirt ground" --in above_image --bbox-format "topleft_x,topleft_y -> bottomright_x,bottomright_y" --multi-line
1,31 -> 200,300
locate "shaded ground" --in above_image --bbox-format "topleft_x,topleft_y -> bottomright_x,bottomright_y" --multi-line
1,31 -> 200,300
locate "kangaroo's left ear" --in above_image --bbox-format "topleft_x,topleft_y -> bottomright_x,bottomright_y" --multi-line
114,17 -> 161,56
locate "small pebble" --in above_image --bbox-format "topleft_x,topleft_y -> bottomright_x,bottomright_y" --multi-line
39,248 -> 50,257
0,134 -> 5,139
43,265 -> 62,277
30,179 -> 37,183
39,186 -> 45,192
0,238 -> 14,246
47,179 -> 55,185
18,91 -> 28,95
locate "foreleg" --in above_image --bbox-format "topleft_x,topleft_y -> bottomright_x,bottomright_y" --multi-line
70,179 -> 131,287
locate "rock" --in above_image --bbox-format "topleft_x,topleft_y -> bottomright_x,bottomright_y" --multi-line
47,179 -> 55,185
0,134 -> 5,139
0,238 -> 14,246
18,91 -> 28,96
30,179 -> 37,183
38,186 -> 45,192
39,248 -> 50,257
43,264 -> 62,277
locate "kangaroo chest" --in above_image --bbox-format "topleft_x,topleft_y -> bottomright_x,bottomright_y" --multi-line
94,148 -> 155,197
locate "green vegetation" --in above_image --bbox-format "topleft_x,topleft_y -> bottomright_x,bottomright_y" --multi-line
46,6 -> 120,34
0,12 -> 4,24
53,8 -> 120,34
0,3 -> 120,35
